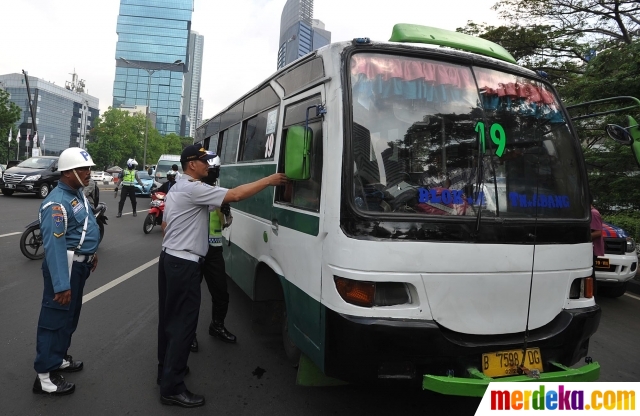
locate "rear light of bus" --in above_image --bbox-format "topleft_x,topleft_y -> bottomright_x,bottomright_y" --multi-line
569,277 -> 594,299
334,277 -> 411,307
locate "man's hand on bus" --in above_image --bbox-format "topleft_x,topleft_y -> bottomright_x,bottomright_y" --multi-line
266,173 -> 288,186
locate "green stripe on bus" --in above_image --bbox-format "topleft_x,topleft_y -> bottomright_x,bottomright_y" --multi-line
220,164 -> 320,236
274,207 -> 319,236
220,164 -> 277,218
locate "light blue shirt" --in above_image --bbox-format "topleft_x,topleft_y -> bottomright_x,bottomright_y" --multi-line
40,181 -> 100,293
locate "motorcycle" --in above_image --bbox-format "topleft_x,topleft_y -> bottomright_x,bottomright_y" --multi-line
20,202 -> 108,260
143,191 -> 166,234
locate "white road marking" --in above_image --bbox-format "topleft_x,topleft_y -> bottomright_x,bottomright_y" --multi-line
82,257 -> 159,304
623,292 -> 640,301
0,232 -> 21,238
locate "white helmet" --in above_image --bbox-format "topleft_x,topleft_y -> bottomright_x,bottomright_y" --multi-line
207,155 -> 221,169
58,147 -> 95,171
127,158 -> 138,169
166,170 -> 177,178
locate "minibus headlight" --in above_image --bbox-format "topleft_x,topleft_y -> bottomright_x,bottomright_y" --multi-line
334,277 -> 411,307
626,237 -> 636,253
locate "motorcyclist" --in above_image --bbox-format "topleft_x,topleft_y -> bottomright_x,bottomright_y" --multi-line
156,171 -> 177,195
115,158 -> 145,217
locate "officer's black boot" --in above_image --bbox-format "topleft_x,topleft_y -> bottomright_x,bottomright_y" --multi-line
209,320 -> 237,343
116,212 -> 122,218
190,334 -> 198,352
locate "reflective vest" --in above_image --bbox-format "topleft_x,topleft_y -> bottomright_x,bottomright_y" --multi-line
122,169 -> 137,186
208,209 -> 224,247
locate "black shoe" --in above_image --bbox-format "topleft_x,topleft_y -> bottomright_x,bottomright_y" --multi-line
209,321 -> 237,343
161,390 -> 205,408
133,212 -> 137,217
33,373 -> 75,396
116,212 -> 122,218
56,355 -> 83,373
157,366 -> 189,385
190,335 -> 198,352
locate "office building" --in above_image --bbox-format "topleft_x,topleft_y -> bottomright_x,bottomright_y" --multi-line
112,0 -> 193,135
181,30 -> 204,138
277,0 -> 331,69
0,73 -> 99,157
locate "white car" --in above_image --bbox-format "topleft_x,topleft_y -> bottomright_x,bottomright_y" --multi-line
91,171 -> 113,184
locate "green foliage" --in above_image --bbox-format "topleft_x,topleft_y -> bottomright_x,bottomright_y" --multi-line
602,212 -> 640,242
87,107 -> 192,170
0,89 -> 21,163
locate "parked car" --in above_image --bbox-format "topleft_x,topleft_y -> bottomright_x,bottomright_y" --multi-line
595,222 -> 638,297
91,171 -> 113,184
134,171 -> 159,196
0,156 -> 60,198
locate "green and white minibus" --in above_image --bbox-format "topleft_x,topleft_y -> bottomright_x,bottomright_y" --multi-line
196,24 -> 637,396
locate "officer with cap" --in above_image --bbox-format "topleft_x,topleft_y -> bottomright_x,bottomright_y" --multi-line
33,147 -> 101,396
115,158 -> 145,217
157,145 -> 287,408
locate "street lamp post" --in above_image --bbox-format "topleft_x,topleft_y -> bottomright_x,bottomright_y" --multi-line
118,57 -> 182,169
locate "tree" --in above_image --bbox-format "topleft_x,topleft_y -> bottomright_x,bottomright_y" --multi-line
0,89 -> 21,164
87,108 -> 149,170
458,0 -> 640,85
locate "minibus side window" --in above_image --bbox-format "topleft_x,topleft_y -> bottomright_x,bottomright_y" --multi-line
238,107 -> 278,162
219,123 -> 241,165
276,95 -> 323,211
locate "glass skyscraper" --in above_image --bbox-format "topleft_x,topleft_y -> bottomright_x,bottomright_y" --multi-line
182,31 -> 204,138
112,0 -> 193,136
0,73 -> 99,157
277,0 -> 331,69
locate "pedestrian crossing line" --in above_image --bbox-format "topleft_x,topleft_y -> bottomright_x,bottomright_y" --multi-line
0,232 -> 21,238
82,257 -> 159,304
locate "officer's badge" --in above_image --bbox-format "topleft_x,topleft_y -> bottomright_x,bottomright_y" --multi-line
70,198 -> 79,208
52,213 -> 64,228
52,205 -> 62,212
53,232 -> 64,238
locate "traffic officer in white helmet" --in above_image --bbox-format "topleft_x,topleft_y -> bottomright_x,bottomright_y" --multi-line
115,158 -> 145,217
33,147 -> 101,396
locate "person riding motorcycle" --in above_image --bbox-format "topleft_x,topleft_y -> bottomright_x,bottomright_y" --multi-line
156,171 -> 177,194
115,158 -> 145,217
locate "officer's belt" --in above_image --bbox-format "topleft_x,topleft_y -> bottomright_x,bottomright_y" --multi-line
73,253 -> 95,263
163,247 -> 203,263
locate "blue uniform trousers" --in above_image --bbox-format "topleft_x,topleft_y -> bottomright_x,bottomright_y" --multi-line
34,258 -> 91,373
157,251 -> 202,396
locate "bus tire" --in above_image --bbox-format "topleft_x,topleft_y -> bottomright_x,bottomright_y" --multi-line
282,306 -> 301,363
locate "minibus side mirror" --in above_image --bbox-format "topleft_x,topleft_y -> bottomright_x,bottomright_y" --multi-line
605,124 -> 632,145
285,126 -> 312,180
626,116 -> 640,168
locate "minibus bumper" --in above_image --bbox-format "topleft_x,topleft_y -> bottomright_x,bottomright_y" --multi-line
323,305 -> 600,395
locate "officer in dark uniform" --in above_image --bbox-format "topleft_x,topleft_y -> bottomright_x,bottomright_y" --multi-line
115,158 -> 145,217
190,156 -> 235,353
33,147 -> 101,396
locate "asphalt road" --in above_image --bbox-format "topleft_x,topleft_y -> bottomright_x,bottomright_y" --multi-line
1,190 -> 639,416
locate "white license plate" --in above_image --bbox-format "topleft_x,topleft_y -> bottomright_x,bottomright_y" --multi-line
6,184 -> 16,189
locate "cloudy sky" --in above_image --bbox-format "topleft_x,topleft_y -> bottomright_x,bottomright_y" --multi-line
1,0 -> 504,122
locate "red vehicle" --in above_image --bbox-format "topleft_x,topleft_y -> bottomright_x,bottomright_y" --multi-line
143,191 -> 166,234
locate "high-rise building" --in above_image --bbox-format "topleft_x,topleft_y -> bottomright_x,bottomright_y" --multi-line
277,0 -> 331,69
181,31 -> 204,138
0,73 -> 99,157
112,0 -> 193,136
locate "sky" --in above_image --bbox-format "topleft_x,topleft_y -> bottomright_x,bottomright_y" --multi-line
0,0 -> 505,126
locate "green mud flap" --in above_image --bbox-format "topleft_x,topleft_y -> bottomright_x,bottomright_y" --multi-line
423,361 -> 600,397
296,354 -> 349,387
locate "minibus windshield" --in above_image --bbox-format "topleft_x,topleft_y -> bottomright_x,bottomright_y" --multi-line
349,53 -> 586,219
